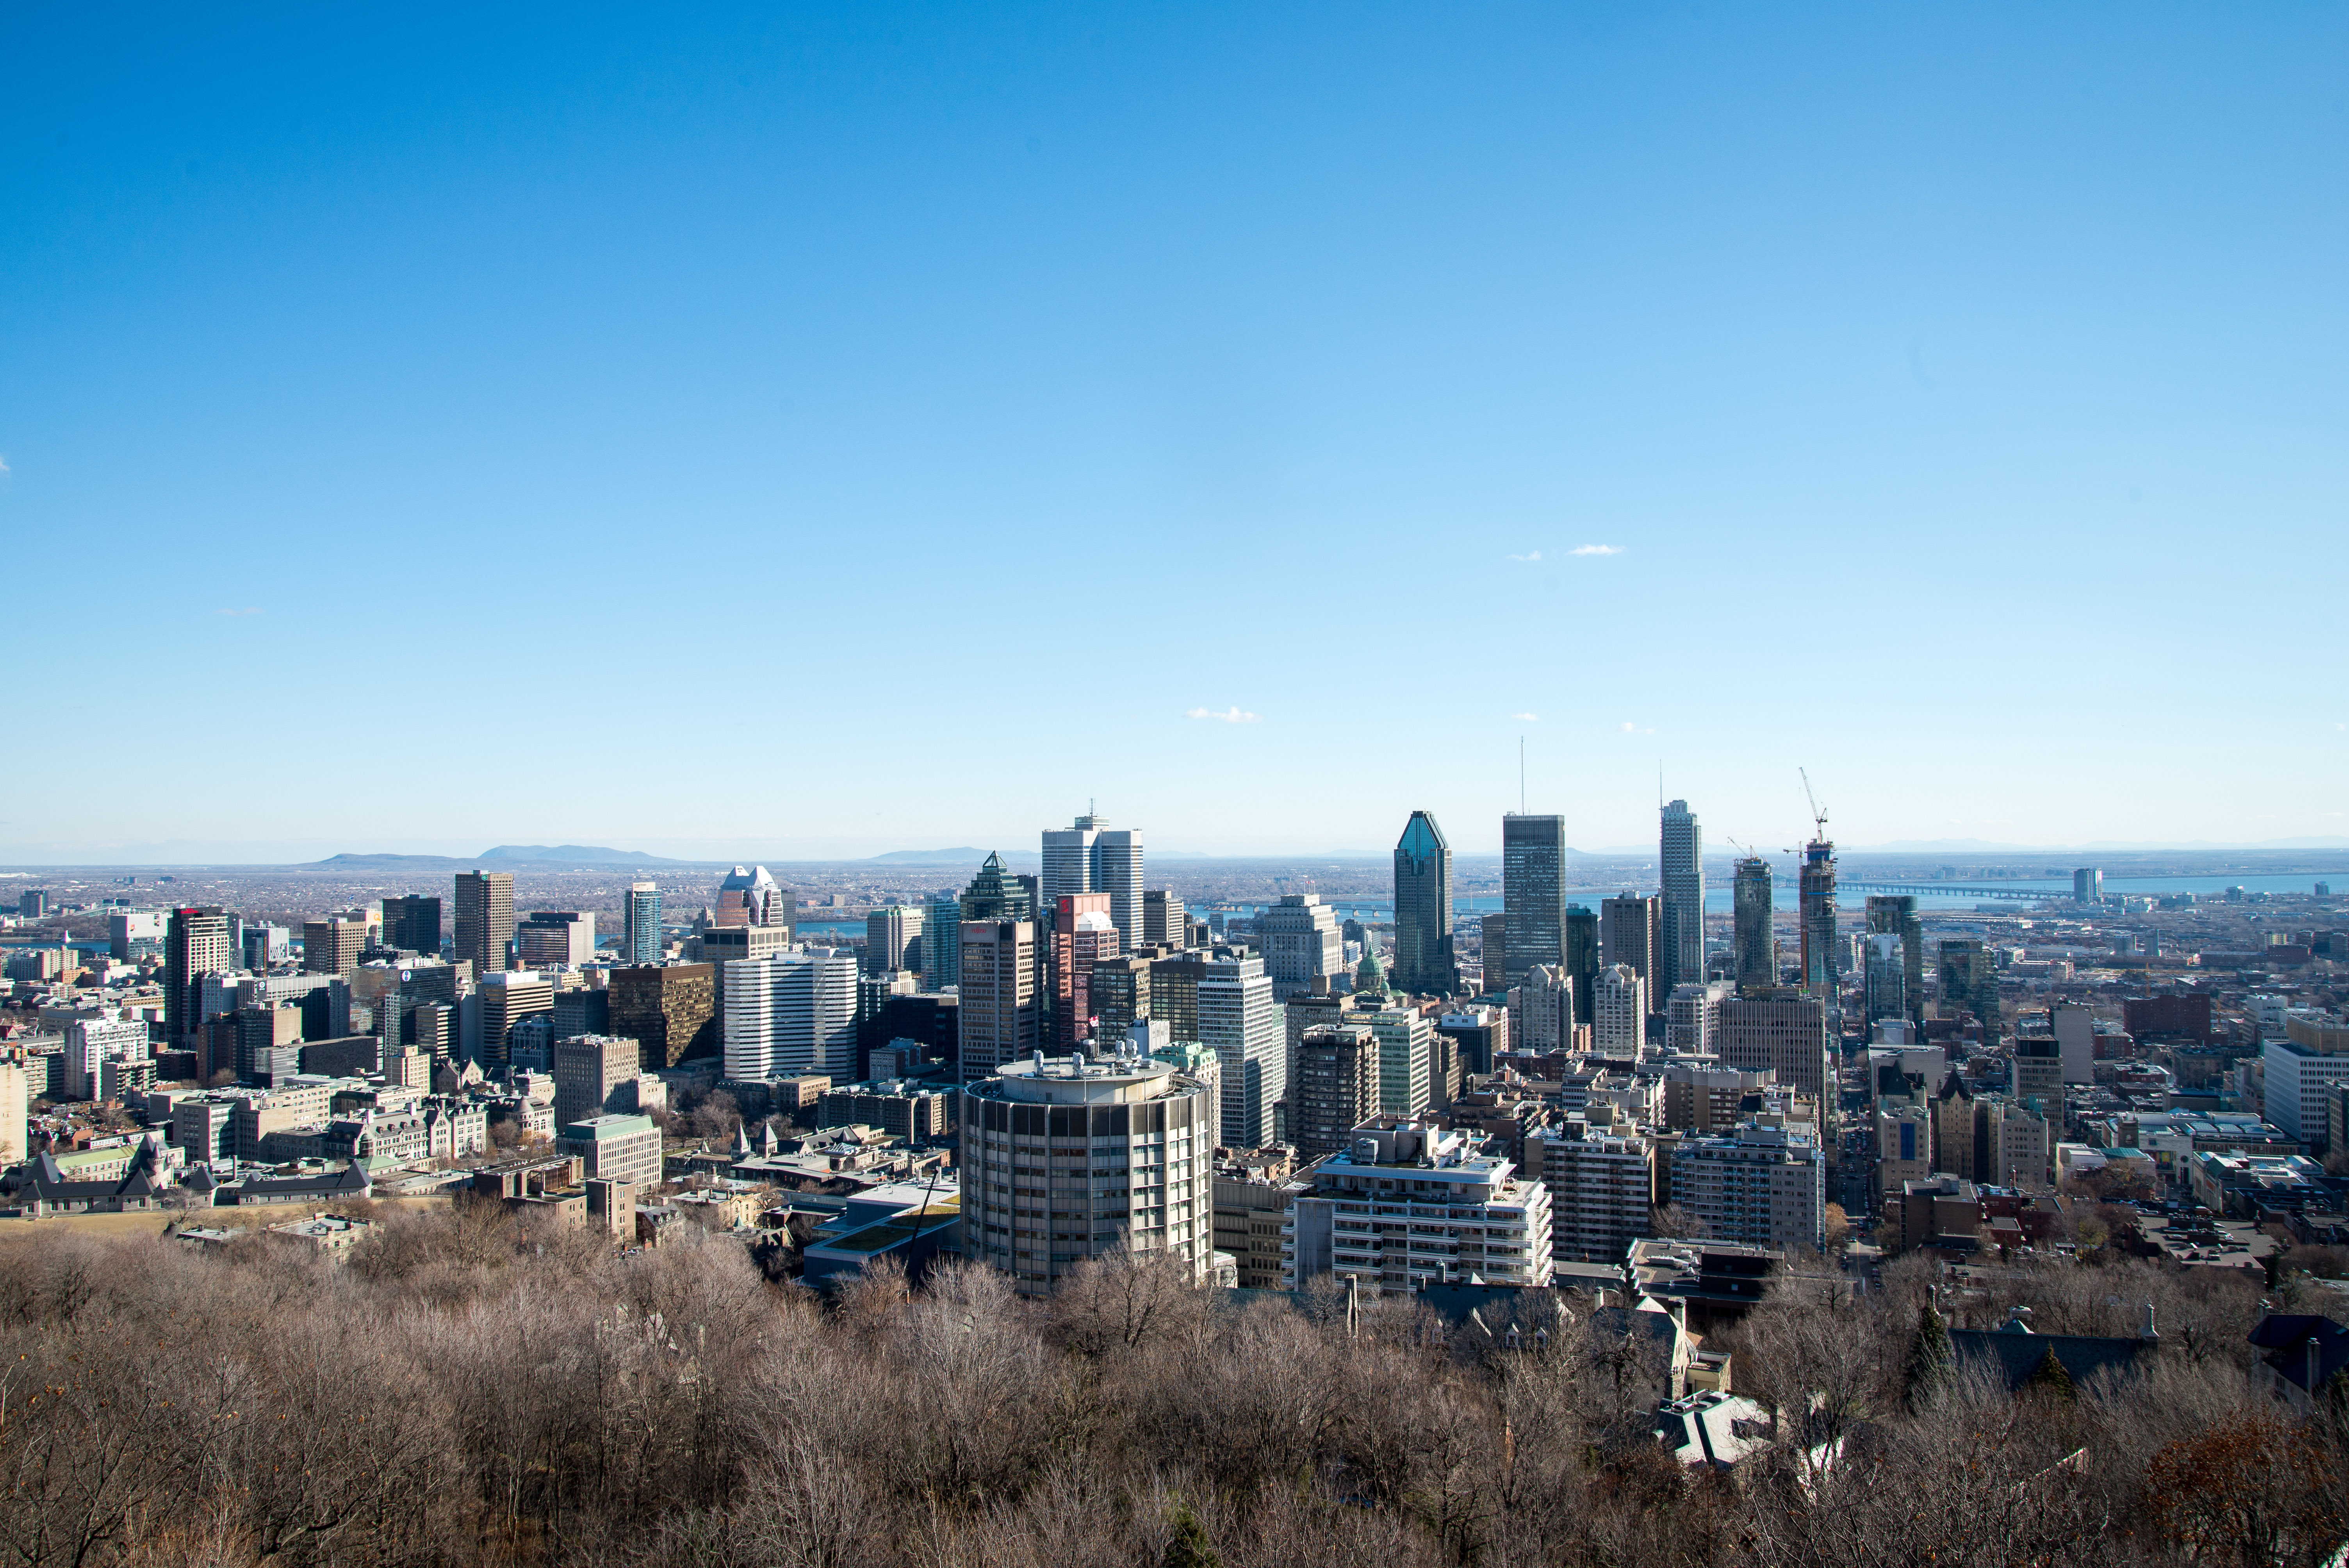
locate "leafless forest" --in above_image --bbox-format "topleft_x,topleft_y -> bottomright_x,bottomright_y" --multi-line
0,1205 -> 2340,1568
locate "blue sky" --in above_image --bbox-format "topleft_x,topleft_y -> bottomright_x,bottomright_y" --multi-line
3,4 -> 2343,863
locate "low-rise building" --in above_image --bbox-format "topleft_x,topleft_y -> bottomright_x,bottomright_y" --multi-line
817,1078 -> 953,1142
1212,1153 -> 1306,1290
558,1113 -> 663,1188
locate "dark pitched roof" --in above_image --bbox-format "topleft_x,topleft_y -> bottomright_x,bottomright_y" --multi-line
225,1164 -> 372,1201
2248,1314 -> 2349,1393
1949,1325 -> 2148,1392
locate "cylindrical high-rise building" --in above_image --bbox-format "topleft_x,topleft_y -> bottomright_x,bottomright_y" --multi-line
960,1050 -> 1217,1294
1392,811 -> 1458,997
1732,858 -> 1775,995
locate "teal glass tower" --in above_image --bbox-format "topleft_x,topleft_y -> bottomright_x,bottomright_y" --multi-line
1392,811 -> 1458,996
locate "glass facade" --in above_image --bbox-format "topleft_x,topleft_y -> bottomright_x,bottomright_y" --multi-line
1392,810 -> 1457,996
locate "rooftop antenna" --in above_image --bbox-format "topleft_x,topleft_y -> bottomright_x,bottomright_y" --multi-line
1520,736 -> 1526,815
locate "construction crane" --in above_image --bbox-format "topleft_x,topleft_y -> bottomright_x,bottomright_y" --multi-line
1799,767 -> 1829,846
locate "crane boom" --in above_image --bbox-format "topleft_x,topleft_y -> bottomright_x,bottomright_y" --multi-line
1799,767 -> 1829,841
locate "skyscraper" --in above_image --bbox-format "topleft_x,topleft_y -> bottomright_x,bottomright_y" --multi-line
166,906 -> 234,1045
1865,895 -> 1924,1023
699,922 -> 793,1026
516,911 -> 595,969
1565,905 -> 1599,1026
554,1033 -> 641,1128
622,882 -> 663,966
1798,839 -> 1839,999
1391,811 -> 1457,997
1719,992 -> 1832,1098
608,963 -> 716,1067
1199,951 -> 1281,1148
480,970 -> 554,1071
1600,893 -> 1663,987
924,890 -> 963,991
1041,814 -> 1103,905
1659,800 -> 1704,990
724,951 -> 858,1080
959,852 -> 1033,923
1051,893 -> 1119,1049
2073,867 -> 2103,905
1511,964 -> 1574,1051
382,894 -> 442,956
1094,828 -> 1143,951
1733,857 -> 1775,994
866,903 -> 927,975
302,915 -> 366,977
712,866 -> 790,929
1292,1024 -> 1381,1159
454,871 -> 515,976
1939,939 -> 2002,1043
1863,933 -> 1907,1028
1142,889 -> 1185,948
1256,894 -> 1340,1001
1502,814 -> 1568,992
958,919 -> 1037,1082
1592,963 -> 1647,1057
1480,913 -> 1507,995
1041,813 -> 1144,950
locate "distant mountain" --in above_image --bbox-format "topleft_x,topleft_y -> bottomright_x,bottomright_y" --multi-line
306,845 -> 699,872
865,848 -> 987,864
478,845 -> 689,866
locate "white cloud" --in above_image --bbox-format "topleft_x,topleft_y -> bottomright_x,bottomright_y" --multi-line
1506,551 -> 1542,563
216,607 -> 262,617
1186,706 -> 1260,723
0,456 -> 10,475
1620,722 -> 1635,733
1571,544 -> 1624,556
1511,713 -> 1539,722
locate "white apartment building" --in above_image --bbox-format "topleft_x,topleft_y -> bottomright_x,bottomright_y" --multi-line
1283,1119 -> 1552,1295
1511,965 -> 1573,1052
1669,1121 -> 1826,1252
1593,963 -> 1647,1056
62,1016 -> 149,1101
724,953 -> 858,1081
